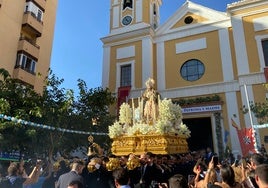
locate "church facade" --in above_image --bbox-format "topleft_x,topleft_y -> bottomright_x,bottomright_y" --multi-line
101,0 -> 268,156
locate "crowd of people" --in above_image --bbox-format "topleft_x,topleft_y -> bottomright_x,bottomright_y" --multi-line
0,147 -> 267,188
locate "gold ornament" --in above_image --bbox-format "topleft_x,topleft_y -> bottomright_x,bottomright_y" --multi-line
87,164 -> 96,172
106,158 -> 120,171
126,156 -> 140,170
87,157 -> 102,172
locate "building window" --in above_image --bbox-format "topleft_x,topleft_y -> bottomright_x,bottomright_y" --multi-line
15,53 -> 36,74
37,9 -> 43,22
180,59 -> 205,81
123,0 -> 132,10
184,16 -> 194,24
25,2 -> 43,22
120,64 -> 131,87
153,4 -> 157,15
262,39 -> 268,66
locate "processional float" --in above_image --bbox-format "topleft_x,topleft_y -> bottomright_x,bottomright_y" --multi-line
108,78 -> 190,156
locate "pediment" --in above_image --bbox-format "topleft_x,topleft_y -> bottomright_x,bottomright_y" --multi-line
156,1 -> 230,35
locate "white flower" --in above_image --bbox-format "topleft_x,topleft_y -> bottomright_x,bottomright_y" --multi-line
108,121 -> 124,138
159,99 -> 182,125
126,125 -> 140,136
119,103 -> 132,125
109,97 -> 190,139
177,123 -> 191,138
155,120 -> 173,134
139,124 -> 155,135
126,123 -> 154,135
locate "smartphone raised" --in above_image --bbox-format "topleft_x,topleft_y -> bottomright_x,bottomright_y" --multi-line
213,156 -> 219,167
234,159 -> 239,167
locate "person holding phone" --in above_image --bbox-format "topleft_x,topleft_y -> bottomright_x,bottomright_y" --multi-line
194,156 -> 217,188
240,153 -> 265,188
2,160 -> 41,187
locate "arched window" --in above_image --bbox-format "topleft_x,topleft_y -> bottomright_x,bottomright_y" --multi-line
123,0 -> 132,10
153,4 -> 156,15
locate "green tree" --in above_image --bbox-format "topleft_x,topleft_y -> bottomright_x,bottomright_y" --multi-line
74,79 -> 116,151
243,99 -> 268,124
0,68 -> 116,158
242,84 -> 268,124
0,69 -> 43,157
34,70 -> 77,157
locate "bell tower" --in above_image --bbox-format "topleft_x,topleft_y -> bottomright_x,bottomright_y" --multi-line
110,0 -> 162,32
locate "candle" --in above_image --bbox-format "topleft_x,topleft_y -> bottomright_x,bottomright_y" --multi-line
140,98 -> 143,120
153,103 -> 156,123
132,98 -> 135,124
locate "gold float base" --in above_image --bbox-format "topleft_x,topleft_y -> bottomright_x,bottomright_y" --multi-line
111,134 -> 189,156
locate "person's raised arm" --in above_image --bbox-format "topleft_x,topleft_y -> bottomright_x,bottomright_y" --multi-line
23,160 -> 42,185
203,156 -> 214,186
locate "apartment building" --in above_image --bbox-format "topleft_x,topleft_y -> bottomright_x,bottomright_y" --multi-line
0,0 -> 58,93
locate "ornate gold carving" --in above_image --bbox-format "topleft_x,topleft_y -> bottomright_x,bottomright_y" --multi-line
111,134 -> 188,156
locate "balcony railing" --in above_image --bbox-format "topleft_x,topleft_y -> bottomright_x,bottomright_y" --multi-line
13,67 -> 36,86
18,37 -> 40,59
32,0 -> 46,11
22,11 -> 43,37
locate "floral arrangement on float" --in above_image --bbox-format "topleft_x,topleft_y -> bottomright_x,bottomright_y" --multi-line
108,98 -> 191,139
109,78 -> 190,155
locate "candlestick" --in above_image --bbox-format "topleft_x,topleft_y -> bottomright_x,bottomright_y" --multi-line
140,98 -> 143,119
132,98 -> 135,124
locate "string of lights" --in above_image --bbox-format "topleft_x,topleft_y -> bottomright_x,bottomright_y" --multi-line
0,114 -> 107,135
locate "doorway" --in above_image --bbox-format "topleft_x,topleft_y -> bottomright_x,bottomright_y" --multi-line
183,117 -> 213,152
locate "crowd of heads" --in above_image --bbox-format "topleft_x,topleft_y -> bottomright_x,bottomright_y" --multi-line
0,146 -> 268,188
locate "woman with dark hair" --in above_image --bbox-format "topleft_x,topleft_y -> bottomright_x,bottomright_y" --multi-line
216,164 -> 242,188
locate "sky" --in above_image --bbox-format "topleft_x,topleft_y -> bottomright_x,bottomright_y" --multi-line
50,0 -> 237,95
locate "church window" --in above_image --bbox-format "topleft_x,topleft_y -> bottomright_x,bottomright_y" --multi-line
153,4 -> 157,15
180,59 -> 205,81
184,16 -> 194,24
120,64 -> 131,86
262,39 -> 268,66
123,0 -> 132,10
